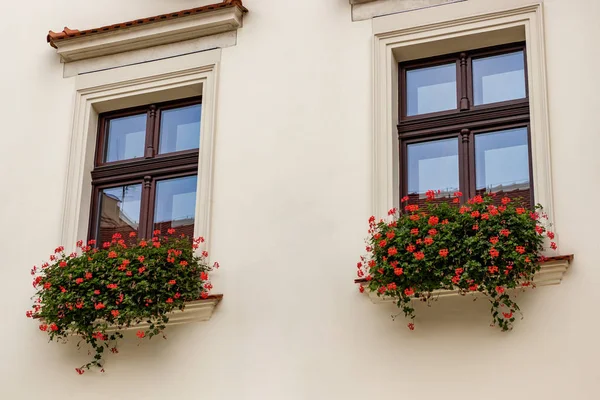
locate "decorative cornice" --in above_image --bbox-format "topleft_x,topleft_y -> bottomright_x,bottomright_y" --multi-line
48,1 -> 247,62
355,255 -> 572,303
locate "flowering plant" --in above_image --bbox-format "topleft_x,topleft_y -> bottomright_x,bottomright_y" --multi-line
27,230 -> 216,373
357,191 -> 557,331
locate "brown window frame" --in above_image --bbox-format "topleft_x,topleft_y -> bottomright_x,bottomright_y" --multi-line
397,42 -> 533,206
89,96 -> 202,241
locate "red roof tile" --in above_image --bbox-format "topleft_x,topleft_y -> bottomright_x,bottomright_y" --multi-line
47,0 -> 247,48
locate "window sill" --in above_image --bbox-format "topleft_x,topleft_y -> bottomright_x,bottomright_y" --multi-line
354,256 -> 572,304
107,294 -> 223,331
36,295 -> 224,332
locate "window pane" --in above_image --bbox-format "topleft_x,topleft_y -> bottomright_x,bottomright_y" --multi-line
407,138 -> 459,204
97,184 -> 142,244
105,114 -> 146,162
406,63 -> 457,116
154,176 -> 197,238
158,104 -> 202,154
475,127 -> 531,206
473,51 -> 526,106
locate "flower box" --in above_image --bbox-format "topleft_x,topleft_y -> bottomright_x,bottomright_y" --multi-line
355,255 -> 572,304
105,294 -> 222,332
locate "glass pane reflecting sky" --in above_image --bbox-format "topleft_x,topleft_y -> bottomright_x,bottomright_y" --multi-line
407,63 -> 457,116
475,127 -> 529,191
105,114 -> 146,162
158,104 -> 202,154
407,138 -> 459,195
473,51 -> 526,105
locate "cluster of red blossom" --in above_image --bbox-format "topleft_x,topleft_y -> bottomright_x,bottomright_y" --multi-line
28,229 -> 218,343
357,190 -> 557,330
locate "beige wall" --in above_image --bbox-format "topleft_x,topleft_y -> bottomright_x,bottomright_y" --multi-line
0,0 -> 599,398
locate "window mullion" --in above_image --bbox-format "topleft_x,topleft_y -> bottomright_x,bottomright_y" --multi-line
459,128 -> 472,199
138,175 -> 153,239
459,53 -> 470,110
144,105 -> 157,159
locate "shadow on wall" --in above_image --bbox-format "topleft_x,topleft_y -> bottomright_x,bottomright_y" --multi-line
365,288 -> 540,336
49,319 -> 217,373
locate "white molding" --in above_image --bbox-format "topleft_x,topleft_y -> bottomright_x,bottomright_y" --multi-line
351,0 -> 466,21
63,31 -> 237,78
359,258 -> 571,304
105,296 -> 222,332
52,7 -> 244,63
371,2 -> 555,236
61,49 -> 221,253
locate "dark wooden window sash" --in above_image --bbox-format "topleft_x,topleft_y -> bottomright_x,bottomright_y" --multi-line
89,97 -> 202,241
397,43 -> 531,205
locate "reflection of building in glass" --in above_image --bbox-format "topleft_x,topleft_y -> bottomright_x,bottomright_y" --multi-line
408,182 -> 531,209
98,192 -> 138,244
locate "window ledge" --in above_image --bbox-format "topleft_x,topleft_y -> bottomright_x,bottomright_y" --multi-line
108,294 -> 223,331
354,256 -> 572,304
36,294 -> 223,332
48,2 -> 246,62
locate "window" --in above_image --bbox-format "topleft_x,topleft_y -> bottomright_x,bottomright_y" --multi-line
90,98 -> 202,243
398,43 -> 532,207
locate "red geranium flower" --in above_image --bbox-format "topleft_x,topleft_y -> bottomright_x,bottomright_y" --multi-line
94,302 -> 105,310
489,248 -> 500,258
394,267 -> 404,276
414,251 -> 425,260
136,330 -> 145,338
168,280 -> 176,285
107,251 -> 117,259
388,247 -> 398,256
439,249 -> 449,257
404,287 -> 414,296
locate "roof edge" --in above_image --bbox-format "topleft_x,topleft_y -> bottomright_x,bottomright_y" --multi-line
47,0 -> 247,49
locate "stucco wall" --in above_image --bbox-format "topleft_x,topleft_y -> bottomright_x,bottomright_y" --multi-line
0,0 -> 599,399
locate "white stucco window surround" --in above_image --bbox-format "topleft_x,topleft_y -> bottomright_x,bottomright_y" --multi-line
371,1 -> 554,228
60,49 -> 220,252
